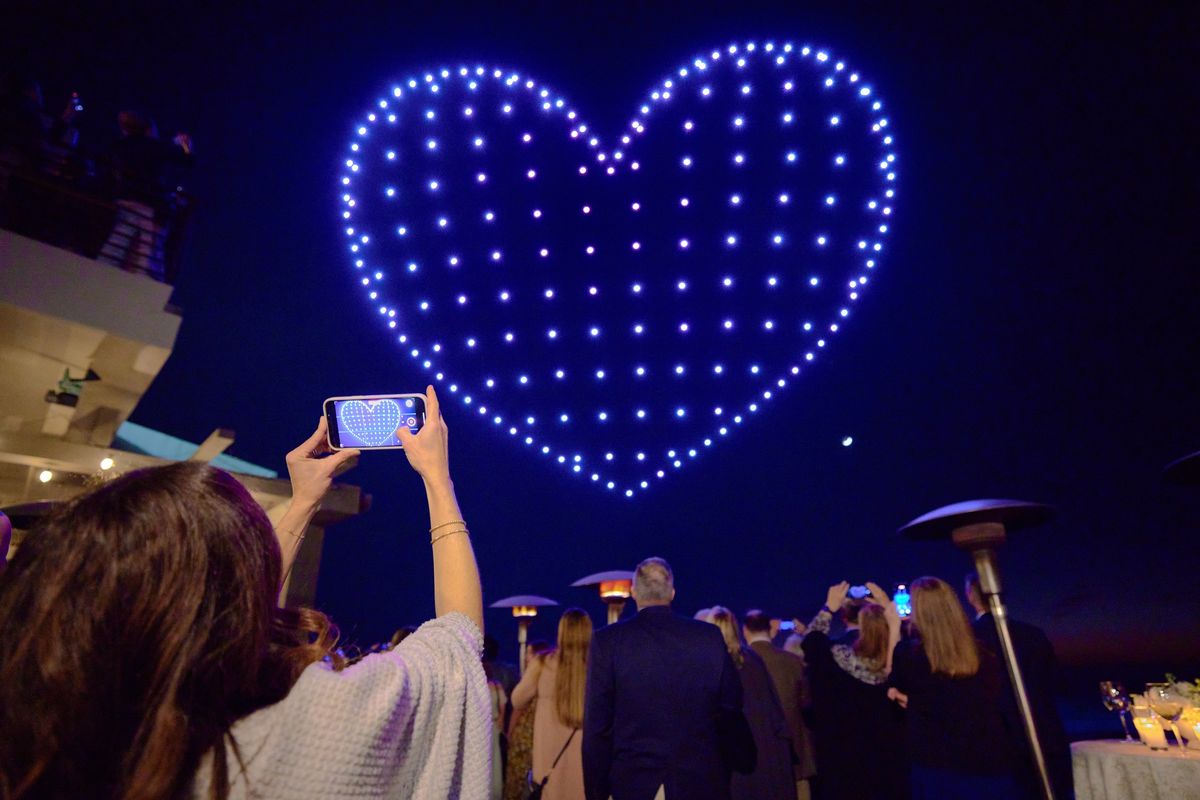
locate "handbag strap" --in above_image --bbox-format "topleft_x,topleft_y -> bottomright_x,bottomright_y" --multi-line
536,728 -> 579,787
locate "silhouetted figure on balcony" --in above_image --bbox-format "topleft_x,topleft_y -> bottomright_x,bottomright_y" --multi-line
0,73 -> 82,178
0,72 -> 47,176
98,110 -> 192,280
0,72 -> 88,242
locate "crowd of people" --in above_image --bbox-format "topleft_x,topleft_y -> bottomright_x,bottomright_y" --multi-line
483,568 -> 1071,800
0,70 -> 194,281
0,385 -> 1071,799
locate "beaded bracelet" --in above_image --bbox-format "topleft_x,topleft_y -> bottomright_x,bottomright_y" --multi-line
431,527 -> 469,545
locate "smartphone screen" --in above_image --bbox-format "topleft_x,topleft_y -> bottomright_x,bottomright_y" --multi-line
894,585 -> 912,618
323,394 -> 426,449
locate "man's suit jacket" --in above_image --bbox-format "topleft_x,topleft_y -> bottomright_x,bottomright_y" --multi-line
583,605 -> 750,800
973,613 -> 1074,799
748,639 -> 817,779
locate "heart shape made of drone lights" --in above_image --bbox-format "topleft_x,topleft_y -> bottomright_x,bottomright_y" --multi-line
339,399 -> 405,447
337,40 -> 898,498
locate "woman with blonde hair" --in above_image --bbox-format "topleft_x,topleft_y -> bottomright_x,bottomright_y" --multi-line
707,607 -> 795,800
801,582 -> 907,800
512,608 -> 593,799
890,577 -> 1022,799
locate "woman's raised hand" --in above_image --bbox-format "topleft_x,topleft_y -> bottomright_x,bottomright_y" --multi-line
825,581 -> 851,612
285,417 -> 361,509
397,385 -> 450,485
867,581 -> 903,628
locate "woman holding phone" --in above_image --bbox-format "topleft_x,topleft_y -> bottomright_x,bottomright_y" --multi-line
801,581 -> 907,800
0,386 -> 491,799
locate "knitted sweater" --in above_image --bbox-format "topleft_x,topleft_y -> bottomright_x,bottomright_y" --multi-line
190,612 -> 491,799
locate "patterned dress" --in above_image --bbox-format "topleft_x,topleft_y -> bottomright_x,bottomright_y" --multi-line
504,696 -> 537,800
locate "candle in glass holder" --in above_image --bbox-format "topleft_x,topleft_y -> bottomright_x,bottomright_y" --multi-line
1179,708 -> 1200,747
1133,716 -> 1170,750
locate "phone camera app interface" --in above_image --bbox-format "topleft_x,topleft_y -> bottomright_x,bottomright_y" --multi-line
334,397 -> 423,447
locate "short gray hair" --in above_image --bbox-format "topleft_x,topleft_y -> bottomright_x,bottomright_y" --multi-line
634,557 -> 674,603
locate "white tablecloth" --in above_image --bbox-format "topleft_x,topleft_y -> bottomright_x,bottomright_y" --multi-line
1072,740 -> 1200,800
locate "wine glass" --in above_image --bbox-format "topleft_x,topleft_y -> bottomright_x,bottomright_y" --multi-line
1100,681 -> 1135,742
1145,683 -> 1188,754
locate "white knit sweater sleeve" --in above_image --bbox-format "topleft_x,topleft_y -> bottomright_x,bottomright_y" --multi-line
192,611 -> 491,800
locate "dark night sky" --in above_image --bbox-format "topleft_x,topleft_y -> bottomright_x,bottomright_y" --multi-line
7,1 -> 1199,666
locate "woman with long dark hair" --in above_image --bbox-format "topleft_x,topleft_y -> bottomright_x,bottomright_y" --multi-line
0,386 -> 489,799
889,577 -> 1024,799
511,608 -> 593,800
801,581 -> 907,800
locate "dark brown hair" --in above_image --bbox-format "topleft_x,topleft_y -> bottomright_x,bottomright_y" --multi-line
742,609 -> 772,635
0,462 -> 341,799
840,596 -> 867,626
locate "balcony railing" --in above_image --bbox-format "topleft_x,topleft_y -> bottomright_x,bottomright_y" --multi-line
0,148 -> 193,285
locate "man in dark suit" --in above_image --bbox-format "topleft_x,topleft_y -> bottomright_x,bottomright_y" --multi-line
583,557 -> 754,800
965,573 -> 1074,799
743,610 -> 816,800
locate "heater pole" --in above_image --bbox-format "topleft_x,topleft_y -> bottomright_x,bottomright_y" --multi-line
953,524 -> 1055,800
518,618 -> 530,677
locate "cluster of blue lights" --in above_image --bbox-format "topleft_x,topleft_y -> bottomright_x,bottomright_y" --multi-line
338,40 -> 897,498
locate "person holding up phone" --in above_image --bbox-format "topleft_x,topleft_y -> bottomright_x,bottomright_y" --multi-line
0,386 -> 491,799
800,581 -> 907,800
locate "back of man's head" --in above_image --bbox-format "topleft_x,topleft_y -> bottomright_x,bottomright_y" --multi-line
840,597 -> 867,628
742,609 -> 772,639
964,572 -> 986,613
633,557 -> 674,607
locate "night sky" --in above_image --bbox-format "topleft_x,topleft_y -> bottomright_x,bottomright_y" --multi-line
7,1 -> 1199,667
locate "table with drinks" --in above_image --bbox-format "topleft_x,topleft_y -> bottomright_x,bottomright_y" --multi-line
1072,681 -> 1200,800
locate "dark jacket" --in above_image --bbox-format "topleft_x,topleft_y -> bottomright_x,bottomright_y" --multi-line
107,134 -> 192,209
731,646 -> 796,800
748,639 -> 817,780
583,605 -> 753,800
973,613 -> 1074,799
802,617 -> 908,800
890,639 -> 1022,777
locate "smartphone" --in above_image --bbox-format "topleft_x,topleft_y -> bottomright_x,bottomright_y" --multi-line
778,620 -> 796,632
323,394 -> 426,450
848,585 -> 870,600
894,584 -> 912,619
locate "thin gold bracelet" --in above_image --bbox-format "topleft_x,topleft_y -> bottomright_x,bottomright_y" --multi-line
431,528 -> 469,545
429,519 -> 467,534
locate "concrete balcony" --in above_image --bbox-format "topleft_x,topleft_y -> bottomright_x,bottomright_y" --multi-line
0,229 -> 367,607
